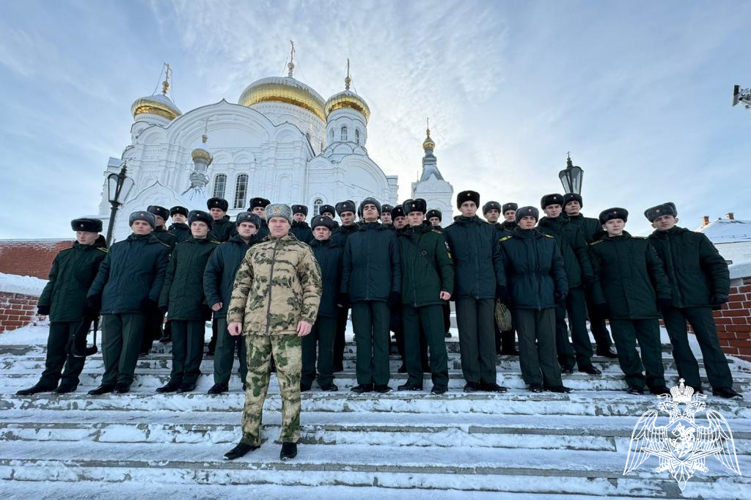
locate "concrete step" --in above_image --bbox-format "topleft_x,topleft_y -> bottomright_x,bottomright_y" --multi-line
1,440 -> 747,498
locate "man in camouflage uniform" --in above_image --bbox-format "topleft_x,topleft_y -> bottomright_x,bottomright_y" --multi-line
224,203 -> 322,462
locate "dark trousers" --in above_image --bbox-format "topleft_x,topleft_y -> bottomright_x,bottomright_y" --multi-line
403,305 -> 449,387
555,287 -> 594,370
39,321 -> 86,388
101,313 -> 145,386
513,308 -> 562,387
443,303 -> 451,334
494,322 -> 517,354
455,298 -> 496,385
140,309 -> 164,353
585,290 -> 613,352
208,317 -> 218,354
662,306 -> 733,389
352,301 -> 390,386
609,319 -> 666,389
213,317 -> 247,387
333,306 -> 348,370
301,315 -> 337,388
169,320 -> 205,386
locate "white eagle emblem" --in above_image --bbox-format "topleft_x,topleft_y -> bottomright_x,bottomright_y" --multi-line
624,379 -> 742,490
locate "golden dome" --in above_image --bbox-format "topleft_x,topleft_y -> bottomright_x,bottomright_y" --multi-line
325,90 -> 371,123
238,76 -> 326,122
423,128 -> 435,151
131,93 -> 182,121
191,148 -> 212,164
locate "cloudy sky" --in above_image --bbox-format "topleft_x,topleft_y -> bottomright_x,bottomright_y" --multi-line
0,0 -> 749,238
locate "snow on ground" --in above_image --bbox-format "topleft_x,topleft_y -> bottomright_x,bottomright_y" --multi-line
0,272 -> 47,296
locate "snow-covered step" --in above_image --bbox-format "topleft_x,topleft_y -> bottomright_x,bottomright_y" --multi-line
1,441 -> 748,498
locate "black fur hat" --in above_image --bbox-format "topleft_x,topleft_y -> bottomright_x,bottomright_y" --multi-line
319,204 -> 336,217
292,204 -> 308,216
456,190 -> 480,210
540,194 -> 565,209
335,200 -> 356,216
235,212 -> 261,227
482,201 -> 501,215
391,205 -> 405,219
360,197 -> 382,216
515,206 -> 540,223
249,197 -> 271,210
563,193 -> 583,209
599,207 -> 629,224
502,202 -> 518,214
169,206 -> 189,217
70,218 -> 103,232
207,197 -> 229,212
311,215 -> 335,230
644,202 -> 677,222
403,198 -> 427,215
147,205 -> 170,221
188,210 -> 213,228
426,209 -> 442,221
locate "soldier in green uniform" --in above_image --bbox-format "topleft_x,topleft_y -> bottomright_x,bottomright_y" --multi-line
301,215 -> 343,392
391,205 -> 407,231
319,204 -> 340,230
427,209 -> 452,339
538,194 -> 601,376
17,218 -> 108,396
203,212 -> 261,394
397,199 -> 454,394
645,203 -> 741,399
330,200 -> 358,371
498,206 -> 571,393
157,211 -> 219,393
381,204 -> 394,227
248,197 -> 271,239
500,202 -> 518,232
87,211 -> 170,395
443,191 -> 507,393
207,197 -> 234,243
563,193 -> 616,358
168,206 -> 191,243
290,204 -> 313,244
341,198 -> 401,393
590,208 -> 671,396
224,203 -> 322,462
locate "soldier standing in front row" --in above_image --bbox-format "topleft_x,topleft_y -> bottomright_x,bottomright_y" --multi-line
203,212 -> 261,394
17,218 -> 108,396
168,206 -> 191,243
444,191 -> 507,393
87,211 -> 170,395
498,207 -> 571,393
397,199 -> 453,394
341,198 -> 401,393
645,203 -> 741,399
301,215 -> 343,392
427,209 -> 452,339
224,203 -> 322,462
290,204 -> 313,244
157,211 -> 219,394
589,208 -> 671,396
331,200 -> 358,371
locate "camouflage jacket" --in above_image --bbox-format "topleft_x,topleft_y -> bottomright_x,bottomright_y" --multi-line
228,232 -> 322,335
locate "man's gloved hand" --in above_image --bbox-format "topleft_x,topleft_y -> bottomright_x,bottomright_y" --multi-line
495,285 -> 509,303
657,297 -> 673,309
337,292 -> 350,308
36,305 -> 50,316
388,291 -> 401,309
710,294 -> 729,306
554,291 -> 567,305
83,304 -> 99,321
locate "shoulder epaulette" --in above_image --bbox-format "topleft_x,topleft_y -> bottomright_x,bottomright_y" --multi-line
589,240 -> 603,246
543,234 -> 554,238
210,240 -> 221,245
96,247 -> 108,253
632,236 -> 647,239
499,235 -> 513,242
431,229 -> 442,234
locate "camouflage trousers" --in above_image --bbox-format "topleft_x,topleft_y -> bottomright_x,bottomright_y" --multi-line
241,334 -> 302,446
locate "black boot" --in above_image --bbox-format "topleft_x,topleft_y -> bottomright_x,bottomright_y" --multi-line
157,382 -> 180,394
578,365 -> 602,376
54,383 -> 78,394
351,384 -> 373,394
224,442 -> 259,460
88,384 -> 116,396
480,382 -> 508,393
207,383 -> 228,395
114,382 -> 130,394
649,385 -> 671,396
280,442 -> 298,461
713,387 -> 743,400
16,382 -> 55,396
597,347 -> 618,359
545,385 -> 573,393
177,382 -> 196,393
397,383 -> 423,391
528,384 -> 544,393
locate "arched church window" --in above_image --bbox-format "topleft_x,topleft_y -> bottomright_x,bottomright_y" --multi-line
233,174 -> 248,209
355,129 -> 360,145
341,126 -> 348,142
213,174 -> 227,199
313,198 -> 323,216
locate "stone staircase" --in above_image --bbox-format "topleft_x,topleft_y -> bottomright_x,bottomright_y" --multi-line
1,332 -> 750,499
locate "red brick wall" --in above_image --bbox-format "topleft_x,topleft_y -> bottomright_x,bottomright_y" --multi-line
714,277 -> 751,362
0,239 -> 71,279
0,292 -> 41,333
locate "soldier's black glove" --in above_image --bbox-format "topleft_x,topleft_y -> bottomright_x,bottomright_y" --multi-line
554,291 -> 567,305
36,305 -> 50,316
495,285 -> 509,303
337,292 -> 350,308
388,291 -> 402,309
710,294 -> 729,306
657,297 -> 673,310
83,304 -> 99,321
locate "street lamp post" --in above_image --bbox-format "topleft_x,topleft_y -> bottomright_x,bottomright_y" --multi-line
105,162 -> 135,246
558,153 -> 584,195
732,85 -> 751,109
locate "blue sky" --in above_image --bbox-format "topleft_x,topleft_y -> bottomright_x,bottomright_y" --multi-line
0,0 -> 749,238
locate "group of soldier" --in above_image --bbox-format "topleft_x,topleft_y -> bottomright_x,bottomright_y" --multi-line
16,188 -> 741,461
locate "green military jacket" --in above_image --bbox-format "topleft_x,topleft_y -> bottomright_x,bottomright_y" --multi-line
398,222 -> 455,308
153,226 -> 177,250
159,237 -> 220,321
537,216 -> 594,289
566,213 -> 604,243
228,233 -> 322,335
589,232 -> 671,320
38,236 -> 108,322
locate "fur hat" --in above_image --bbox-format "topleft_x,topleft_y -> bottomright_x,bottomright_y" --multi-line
391,205 -> 405,219
599,207 -> 629,224
502,202 -> 518,214
129,211 -> 156,228
70,218 -> 103,233
311,215 -> 335,230
360,197 -> 382,216
540,194 -> 565,209
335,200 -> 356,216
381,204 -> 393,214
319,204 -> 336,217
426,209 -> 442,222
292,204 -> 308,216
644,202 -> 677,222
265,203 -> 293,225
169,206 -> 188,217
482,201 -> 502,215
207,197 -> 229,212
249,197 -> 271,210
563,193 -> 583,209
235,211 -> 261,227
515,206 -> 540,223
457,190 -> 480,209
188,210 -> 213,228
146,205 -> 170,221
403,198 -> 427,215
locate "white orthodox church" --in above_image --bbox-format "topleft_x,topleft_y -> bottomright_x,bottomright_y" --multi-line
97,55 -> 452,240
